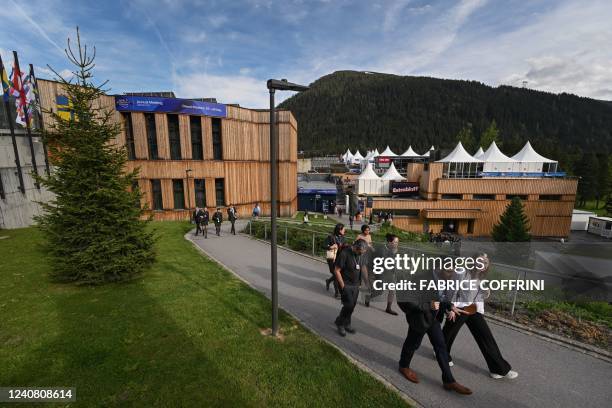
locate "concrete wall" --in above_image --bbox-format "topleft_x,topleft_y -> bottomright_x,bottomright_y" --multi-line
0,130 -> 53,229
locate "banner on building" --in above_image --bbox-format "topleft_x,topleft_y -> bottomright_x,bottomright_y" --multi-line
391,181 -> 419,196
115,95 -> 227,117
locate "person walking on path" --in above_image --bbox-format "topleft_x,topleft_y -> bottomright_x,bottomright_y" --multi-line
372,233 -> 399,315
333,239 -> 369,337
252,203 -> 261,219
324,223 -> 347,298
193,207 -> 201,236
200,207 -> 210,238
348,213 -> 354,230
303,210 -> 310,225
442,253 -> 518,380
356,224 -> 374,307
213,207 -> 223,236
395,268 -> 473,395
227,205 -> 238,235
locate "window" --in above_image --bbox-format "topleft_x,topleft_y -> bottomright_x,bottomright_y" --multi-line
212,117 -> 222,160
215,178 -> 225,207
377,209 -> 420,217
145,113 -> 158,160
168,114 -> 181,160
467,219 -> 475,234
442,162 -> 483,178
151,179 -> 163,210
173,179 -> 185,209
473,194 -> 494,200
122,113 -> 136,160
190,116 -> 204,160
543,162 -> 558,173
194,179 -> 206,208
441,194 -> 462,200
0,172 -> 5,199
506,194 -> 527,200
539,194 -> 561,201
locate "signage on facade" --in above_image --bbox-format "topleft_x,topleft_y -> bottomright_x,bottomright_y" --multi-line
391,181 -> 419,196
114,95 -> 227,117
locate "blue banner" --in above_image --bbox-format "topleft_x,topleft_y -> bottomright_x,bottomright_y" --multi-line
115,95 -> 226,117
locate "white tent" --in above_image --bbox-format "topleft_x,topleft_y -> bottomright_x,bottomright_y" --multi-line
401,146 -> 421,158
381,162 -> 405,180
379,146 -> 397,157
374,148 -> 380,156
511,141 -> 557,173
343,149 -> 353,163
473,147 -> 484,160
357,163 -> 385,194
437,142 -> 483,163
352,150 -> 365,165
421,145 -> 435,157
481,141 -> 516,172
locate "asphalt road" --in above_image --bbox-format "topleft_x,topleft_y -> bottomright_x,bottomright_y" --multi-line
187,223 -> 611,408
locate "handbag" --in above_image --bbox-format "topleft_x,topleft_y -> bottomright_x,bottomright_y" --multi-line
326,235 -> 338,260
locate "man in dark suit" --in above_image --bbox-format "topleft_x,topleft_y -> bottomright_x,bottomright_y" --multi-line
212,208 -> 223,236
227,205 -> 238,235
396,267 -> 473,395
199,207 -> 209,238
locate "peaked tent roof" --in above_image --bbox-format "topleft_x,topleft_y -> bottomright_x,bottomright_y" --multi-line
374,148 -> 380,156
381,162 -> 406,180
353,150 -> 365,160
422,146 -> 435,157
401,146 -> 421,157
365,150 -> 374,160
437,142 -> 483,163
473,147 -> 485,159
481,142 -> 515,162
511,141 -> 556,163
380,146 -> 397,156
357,163 -> 380,180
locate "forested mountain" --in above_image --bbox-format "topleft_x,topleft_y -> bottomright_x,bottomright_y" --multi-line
279,71 -> 612,166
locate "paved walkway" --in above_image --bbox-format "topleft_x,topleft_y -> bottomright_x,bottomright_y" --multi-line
187,223 -> 611,408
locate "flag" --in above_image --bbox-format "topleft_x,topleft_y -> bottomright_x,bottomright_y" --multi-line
0,55 -> 11,103
10,59 -> 31,127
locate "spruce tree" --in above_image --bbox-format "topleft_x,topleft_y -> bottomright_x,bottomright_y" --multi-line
492,197 -> 531,242
455,123 -> 476,153
479,120 -> 500,149
35,28 -> 155,284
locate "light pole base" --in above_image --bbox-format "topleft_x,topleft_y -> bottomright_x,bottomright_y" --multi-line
259,328 -> 285,340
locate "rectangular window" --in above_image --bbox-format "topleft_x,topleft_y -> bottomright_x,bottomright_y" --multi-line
441,194 -> 462,200
467,219 -> 475,234
539,194 -> 561,201
473,194 -> 495,200
506,194 -> 527,200
173,179 -> 185,209
168,114 -> 181,160
190,116 -> 204,160
151,179 -> 163,210
215,178 -> 225,207
377,209 -> 420,217
212,117 -> 222,160
122,113 -> 136,160
145,113 -> 158,160
194,179 -> 206,208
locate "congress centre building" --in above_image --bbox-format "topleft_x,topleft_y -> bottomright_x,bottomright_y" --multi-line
344,142 -> 577,238
35,79 -> 298,221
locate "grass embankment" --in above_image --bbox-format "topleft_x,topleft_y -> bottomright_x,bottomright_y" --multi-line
0,223 -> 408,407
575,200 -> 609,217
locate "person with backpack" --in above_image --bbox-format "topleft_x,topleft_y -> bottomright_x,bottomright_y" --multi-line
324,223 -> 347,298
227,205 -> 238,235
212,208 -> 223,236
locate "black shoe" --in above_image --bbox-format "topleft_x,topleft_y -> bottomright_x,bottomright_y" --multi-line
385,308 -> 398,316
345,326 -> 356,334
325,278 -> 332,292
365,299 -> 370,307
337,325 -> 346,337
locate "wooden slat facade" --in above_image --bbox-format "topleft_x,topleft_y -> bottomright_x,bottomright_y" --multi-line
37,79 -> 298,221
369,161 -> 578,237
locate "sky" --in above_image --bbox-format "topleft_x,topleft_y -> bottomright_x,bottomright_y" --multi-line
1,0 -> 611,108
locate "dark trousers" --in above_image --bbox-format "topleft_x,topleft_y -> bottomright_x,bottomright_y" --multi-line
326,259 -> 339,295
230,220 -> 236,234
335,285 -> 359,328
443,312 -> 511,375
201,223 -> 208,238
195,223 -> 202,235
215,223 -> 221,235
399,309 -> 455,384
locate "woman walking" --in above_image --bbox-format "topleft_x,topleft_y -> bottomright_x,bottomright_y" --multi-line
443,254 -> 518,379
324,223 -> 347,298
356,224 -> 374,307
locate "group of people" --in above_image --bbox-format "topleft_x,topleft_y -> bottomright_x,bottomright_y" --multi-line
428,231 -> 461,244
324,222 -> 517,396
193,205 -> 238,237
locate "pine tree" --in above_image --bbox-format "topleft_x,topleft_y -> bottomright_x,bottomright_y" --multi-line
35,28 -> 156,284
574,152 -> 598,207
479,120 -> 500,149
492,197 -> 531,242
455,123 -> 476,153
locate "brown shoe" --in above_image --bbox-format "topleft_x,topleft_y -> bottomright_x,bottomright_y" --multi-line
443,382 -> 472,395
399,367 -> 419,383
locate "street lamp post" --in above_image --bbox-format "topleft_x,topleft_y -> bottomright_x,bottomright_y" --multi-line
267,79 -> 309,337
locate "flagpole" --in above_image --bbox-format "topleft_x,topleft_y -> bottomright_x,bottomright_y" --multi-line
29,63 -> 50,175
13,51 -> 40,189
0,53 -> 25,194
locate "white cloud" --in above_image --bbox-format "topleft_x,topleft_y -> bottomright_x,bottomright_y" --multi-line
383,0 -> 412,32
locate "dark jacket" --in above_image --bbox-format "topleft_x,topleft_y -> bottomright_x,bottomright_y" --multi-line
324,234 -> 346,250
198,210 -> 209,225
212,211 -> 223,224
227,207 -> 237,221
397,269 -> 449,334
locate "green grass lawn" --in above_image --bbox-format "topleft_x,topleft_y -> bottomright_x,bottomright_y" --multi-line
575,200 -> 609,216
0,222 -> 407,407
